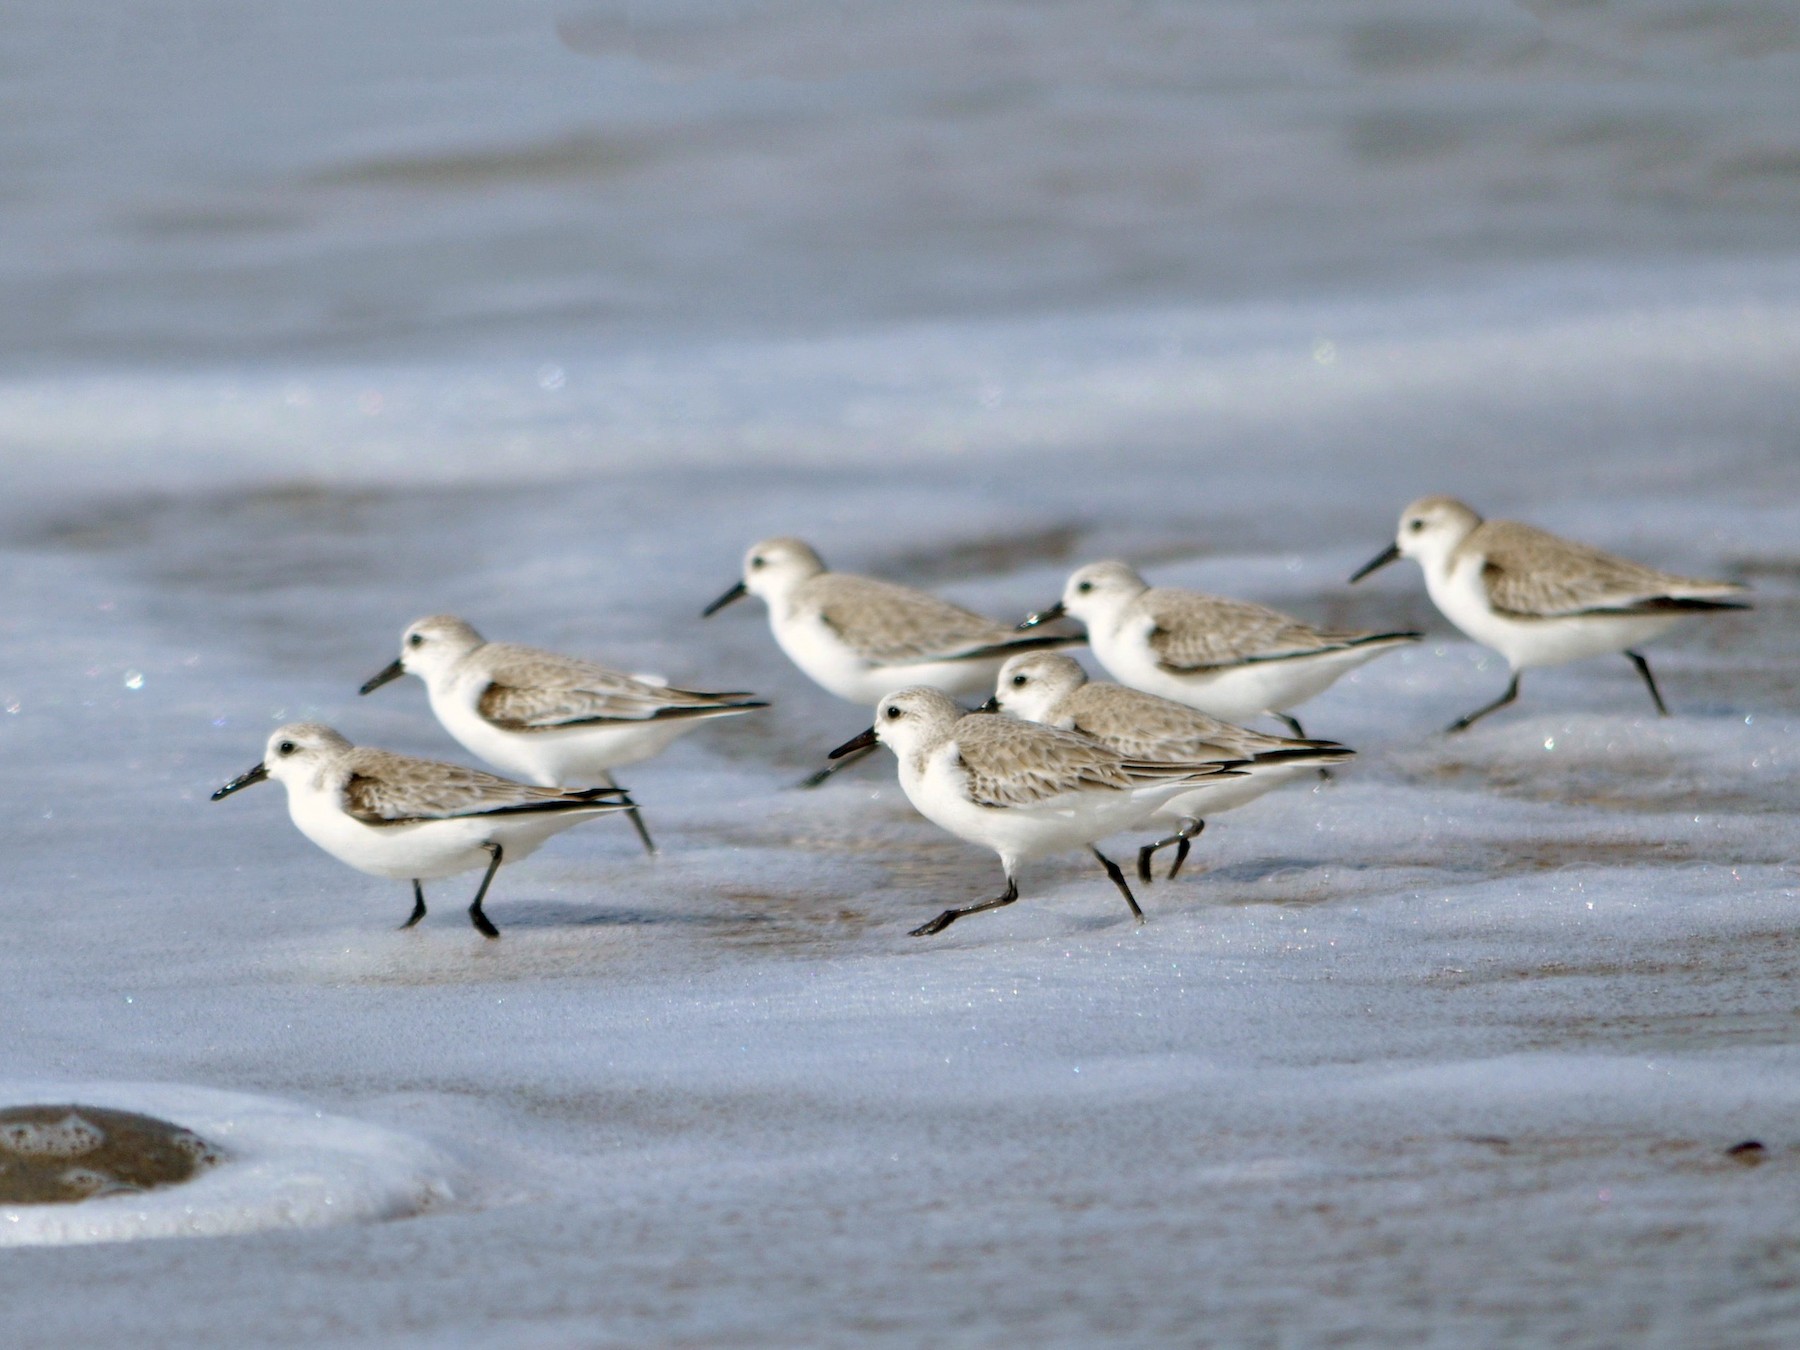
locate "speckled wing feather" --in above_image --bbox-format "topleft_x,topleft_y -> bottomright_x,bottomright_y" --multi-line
1143,591 -> 1370,672
1060,684 -> 1301,761
1469,521 -> 1749,619
341,749 -> 618,824
806,575 -> 1045,665
948,714 -> 1241,809
475,643 -> 760,730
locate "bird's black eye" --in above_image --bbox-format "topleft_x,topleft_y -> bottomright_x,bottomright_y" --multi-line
277,740 -> 296,756
1076,581 -> 1092,594
408,632 -> 425,647
750,556 -> 765,569
1409,519 -> 1424,533
1011,673 -> 1028,686
884,705 -> 901,720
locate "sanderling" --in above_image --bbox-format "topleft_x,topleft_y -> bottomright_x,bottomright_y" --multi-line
1350,495 -> 1751,731
828,686 -> 1247,936
360,615 -> 765,853
1018,561 -> 1417,735
212,723 -> 631,937
989,651 -> 1352,881
702,537 -> 1080,705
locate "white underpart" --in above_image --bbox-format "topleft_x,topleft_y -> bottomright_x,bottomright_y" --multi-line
282,770 -> 606,883
425,661 -> 699,786
1150,759 -> 1319,825
1422,549 -> 1681,672
770,601 -> 1008,704
897,740 -> 1190,876
1087,603 -> 1406,722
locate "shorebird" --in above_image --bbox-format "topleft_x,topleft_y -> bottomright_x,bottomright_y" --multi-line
1350,496 -> 1749,731
212,723 -> 631,937
829,686 -> 1246,936
1019,561 -> 1416,735
361,615 -> 765,852
702,537 -> 1079,705
988,651 -> 1352,880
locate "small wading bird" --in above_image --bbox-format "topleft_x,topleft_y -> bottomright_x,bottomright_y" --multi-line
987,652 -> 1352,881
212,723 -> 633,937
1350,496 -> 1750,731
361,615 -> 765,853
704,537 -> 1079,782
1018,561 -> 1417,737
828,687 -> 1248,936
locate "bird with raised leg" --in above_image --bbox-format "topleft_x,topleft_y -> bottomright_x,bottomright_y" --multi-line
987,652 -> 1352,882
1349,496 -> 1749,732
827,687 -> 1247,936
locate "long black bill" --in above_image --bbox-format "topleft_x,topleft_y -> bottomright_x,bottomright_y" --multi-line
359,658 -> 406,695
1015,600 -> 1065,631
976,695 -> 1001,713
701,581 -> 747,618
828,726 -> 879,759
800,740 -> 877,788
1348,543 -> 1401,584
212,762 -> 269,801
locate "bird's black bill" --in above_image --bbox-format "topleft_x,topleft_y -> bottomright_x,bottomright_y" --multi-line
1015,601 -> 1064,631
800,740 -> 878,788
828,726 -> 879,759
211,762 -> 268,800
701,581 -> 747,618
359,658 -> 406,695
976,695 -> 1001,713
1348,543 -> 1400,584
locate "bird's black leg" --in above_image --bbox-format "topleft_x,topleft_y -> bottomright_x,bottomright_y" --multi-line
1447,674 -> 1521,733
1137,817 -> 1205,883
910,872 -> 1019,937
467,843 -> 504,939
799,740 -> 878,789
601,771 -> 656,855
1093,847 -> 1145,923
1625,650 -> 1670,717
400,880 -> 427,930
1169,818 -> 1205,881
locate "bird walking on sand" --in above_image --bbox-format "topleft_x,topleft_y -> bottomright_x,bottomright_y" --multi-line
704,537 -> 1078,783
828,686 -> 1247,936
988,651 -> 1352,881
212,723 -> 633,937
361,614 -> 765,853
1019,561 -> 1416,736
1349,496 -> 1748,731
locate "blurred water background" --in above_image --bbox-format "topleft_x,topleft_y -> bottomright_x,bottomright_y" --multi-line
3,4 -> 1800,1345
5,0 -> 1799,370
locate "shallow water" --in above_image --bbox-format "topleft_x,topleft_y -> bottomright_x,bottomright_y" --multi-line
2,2 -> 1800,1344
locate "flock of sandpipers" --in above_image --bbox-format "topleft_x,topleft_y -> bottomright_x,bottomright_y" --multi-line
213,496 -> 1748,939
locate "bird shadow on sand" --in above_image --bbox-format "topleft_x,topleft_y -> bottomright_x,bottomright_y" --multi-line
487,900 -> 770,932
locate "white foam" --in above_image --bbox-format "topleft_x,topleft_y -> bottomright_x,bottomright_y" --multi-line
0,1112 -> 106,1159
0,1083 -> 455,1248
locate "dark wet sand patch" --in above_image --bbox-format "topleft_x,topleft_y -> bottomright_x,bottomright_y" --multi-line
0,1105 -> 222,1205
